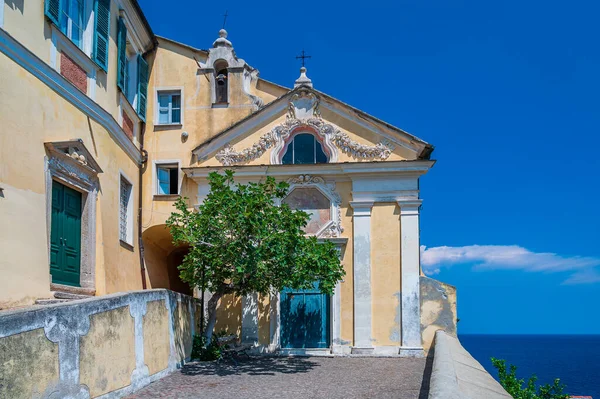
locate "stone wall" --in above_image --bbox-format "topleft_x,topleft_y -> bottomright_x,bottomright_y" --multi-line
0,289 -> 198,398
421,276 -> 458,353
428,330 -> 511,399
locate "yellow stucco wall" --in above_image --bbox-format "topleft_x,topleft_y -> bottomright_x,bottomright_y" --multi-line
214,294 -> 242,337
337,182 -> 354,345
2,0 -> 145,132
0,50 -> 142,308
371,203 -> 402,346
0,328 -> 60,398
143,299 -> 170,375
80,307 -> 136,397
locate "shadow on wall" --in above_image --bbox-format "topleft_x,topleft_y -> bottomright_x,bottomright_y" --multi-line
171,296 -> 194,362
214,294 -> 242,338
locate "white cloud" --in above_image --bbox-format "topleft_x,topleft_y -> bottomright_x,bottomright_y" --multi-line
420,245 -> 600,285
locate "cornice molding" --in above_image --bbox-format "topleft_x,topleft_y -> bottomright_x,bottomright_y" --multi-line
0,28 -> 142,164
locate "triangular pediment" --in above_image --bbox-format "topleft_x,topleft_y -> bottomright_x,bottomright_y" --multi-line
44,139 -> 103,174
192,86 -> 433,166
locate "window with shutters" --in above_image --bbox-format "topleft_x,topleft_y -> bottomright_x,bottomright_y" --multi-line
59,0 -> 85,49
119,175 -> 134,246
117,16 -> 143,108
156,91 -> 182,125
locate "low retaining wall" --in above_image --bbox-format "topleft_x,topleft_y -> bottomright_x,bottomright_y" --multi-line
428,330 -> 512,399
0,289 -> 198,398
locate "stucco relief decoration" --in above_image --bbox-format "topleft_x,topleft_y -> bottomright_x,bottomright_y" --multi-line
285,175 -> 343,238
214,91 -> 395,166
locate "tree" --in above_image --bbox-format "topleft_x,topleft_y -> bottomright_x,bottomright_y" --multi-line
166,170 -> 345,341
491,358 -> 569,399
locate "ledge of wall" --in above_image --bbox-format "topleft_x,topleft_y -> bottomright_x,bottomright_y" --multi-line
428,330 -> 512,399
0,289 -> 199,398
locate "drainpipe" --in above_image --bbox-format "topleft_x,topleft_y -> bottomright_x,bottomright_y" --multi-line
138,127 -> 148,290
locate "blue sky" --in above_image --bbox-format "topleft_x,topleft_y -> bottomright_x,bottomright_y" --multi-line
139,0 -> 600,334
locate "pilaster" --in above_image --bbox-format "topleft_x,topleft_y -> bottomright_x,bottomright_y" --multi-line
398,199 -> 424,357
349,201 -> 374,354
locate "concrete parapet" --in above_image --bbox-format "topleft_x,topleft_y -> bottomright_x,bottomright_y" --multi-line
428,330 -> 512,399
0,289 -> 199,398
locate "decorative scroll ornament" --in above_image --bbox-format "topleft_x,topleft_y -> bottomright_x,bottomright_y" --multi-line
286,175 -> 343,238
215,116 -> 395,166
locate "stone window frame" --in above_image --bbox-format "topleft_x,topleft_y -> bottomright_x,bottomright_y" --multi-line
152,159 -> 182,200
119,171 -> 135,249
44,141 -> 101,293
284,175 -> 343,239
154,87 -> 185,128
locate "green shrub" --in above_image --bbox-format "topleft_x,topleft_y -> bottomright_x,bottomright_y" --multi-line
191,331 -> 231,361
491,358 -> 569,399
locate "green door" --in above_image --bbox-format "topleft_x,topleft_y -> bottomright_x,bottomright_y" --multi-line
50,181 -> 82,286
280,283 -> 330,349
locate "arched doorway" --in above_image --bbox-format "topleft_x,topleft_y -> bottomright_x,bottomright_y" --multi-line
142,225 -> 193,296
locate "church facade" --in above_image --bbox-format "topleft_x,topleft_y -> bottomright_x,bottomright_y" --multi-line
0,0 -> 456,355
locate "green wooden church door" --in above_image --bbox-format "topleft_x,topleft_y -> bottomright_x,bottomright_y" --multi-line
50,181 -> 82,286
280,283 -> 330,349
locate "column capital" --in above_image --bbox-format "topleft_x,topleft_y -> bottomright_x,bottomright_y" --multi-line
349,201 -> 374,216
397,199 -> 422,215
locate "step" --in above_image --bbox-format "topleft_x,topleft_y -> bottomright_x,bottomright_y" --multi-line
35,298 -> 70,305
53,291 -> 92,300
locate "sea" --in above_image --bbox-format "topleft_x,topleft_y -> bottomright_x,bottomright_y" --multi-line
460,335 -> 600,398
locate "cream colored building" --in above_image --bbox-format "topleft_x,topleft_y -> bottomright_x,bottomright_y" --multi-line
0,0 -> 456,355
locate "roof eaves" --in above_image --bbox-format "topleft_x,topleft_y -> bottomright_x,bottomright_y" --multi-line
131,0 -> 157,51
313,88 -> 431,148
155,35 -> 209,55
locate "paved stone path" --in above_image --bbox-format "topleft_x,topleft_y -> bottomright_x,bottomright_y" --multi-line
127,356 -> 431,399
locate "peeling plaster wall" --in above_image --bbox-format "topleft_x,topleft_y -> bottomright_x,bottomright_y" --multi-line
0,289 -> 198,399
420,276 -> 457,353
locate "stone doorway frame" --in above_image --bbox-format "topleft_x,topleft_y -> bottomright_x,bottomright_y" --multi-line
44,140 -> 101,294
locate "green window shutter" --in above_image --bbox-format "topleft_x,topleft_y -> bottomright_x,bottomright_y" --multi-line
137,54 -> 149,121
44,0 -> 62,26
93,0 -> 111,72
117,18 -> 128,94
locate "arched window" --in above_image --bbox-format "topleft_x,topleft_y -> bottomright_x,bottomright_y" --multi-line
214,60 -> 228,104
281,133 -> 328,165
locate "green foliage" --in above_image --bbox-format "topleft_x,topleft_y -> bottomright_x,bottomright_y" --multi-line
191,332 -> 229,361
166,170 -> 345,337
491,358 -> 569,399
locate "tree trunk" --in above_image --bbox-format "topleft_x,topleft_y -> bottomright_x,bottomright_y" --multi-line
205,291 -> 222,342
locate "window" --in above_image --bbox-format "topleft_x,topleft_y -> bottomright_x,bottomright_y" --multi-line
156,164 -> 179,195
120,175 -> 133,245
60,0 -> 84,49
282,133 -> 328,165
157,92 -> 182,125
45,0 -> 111,71
117,17 -> 148,120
